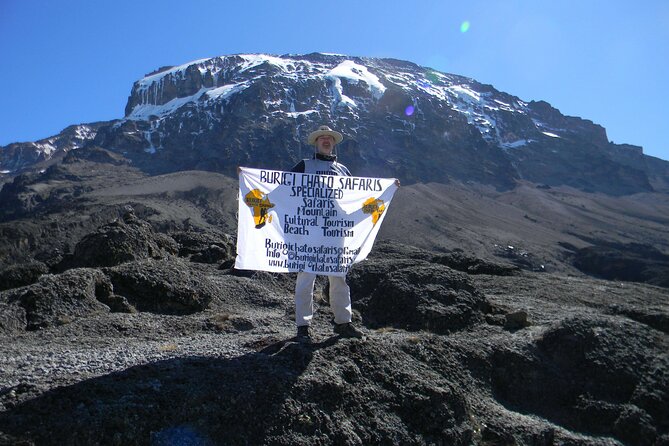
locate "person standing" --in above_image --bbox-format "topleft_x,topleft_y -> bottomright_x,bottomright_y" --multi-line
290,125 -> 364,342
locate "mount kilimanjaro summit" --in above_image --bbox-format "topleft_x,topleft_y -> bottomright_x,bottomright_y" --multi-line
1,54 -> 669,445
3,52 -> 669,194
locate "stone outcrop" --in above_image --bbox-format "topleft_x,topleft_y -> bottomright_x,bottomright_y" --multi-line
0,261 -> 48,291
103,258 -> 217,315
491,316 -> 669,445
0,233 -> 668,445
170,229 -> 235,265
352,262 -> 486,333
65,208 -> 178,269
572,241 -> 669,288
432,250 -> 519,276
0,268 -> 111,331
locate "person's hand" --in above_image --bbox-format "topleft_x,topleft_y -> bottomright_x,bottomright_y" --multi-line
237,166 -> 242,176
395,178 -> 401,187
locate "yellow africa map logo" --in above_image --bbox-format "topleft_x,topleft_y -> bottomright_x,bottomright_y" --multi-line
362,197 -> 386,225
244,189 -> 275,229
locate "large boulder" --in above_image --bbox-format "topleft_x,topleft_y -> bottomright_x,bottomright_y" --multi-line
491,316 -> 668,445
369,241 -> 519,276
68,209 -> 178,268
0,268 -> 112,331
103,258 -> 218,314
350,261 -> 486,334
0,261 -> 48,291
170,230 -> 235,265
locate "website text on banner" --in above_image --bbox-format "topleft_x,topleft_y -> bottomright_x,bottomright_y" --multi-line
235,167 -> 398,276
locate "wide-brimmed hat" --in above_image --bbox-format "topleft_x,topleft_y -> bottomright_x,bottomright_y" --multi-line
308,125 -> 343,145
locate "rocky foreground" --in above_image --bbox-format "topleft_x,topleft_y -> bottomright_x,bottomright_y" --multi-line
0,211 -> 668,445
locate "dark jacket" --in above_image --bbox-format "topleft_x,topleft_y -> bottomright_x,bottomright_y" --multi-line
290,153 -> 352,176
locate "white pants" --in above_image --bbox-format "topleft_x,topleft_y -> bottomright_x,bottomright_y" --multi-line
295,272 -> 352,326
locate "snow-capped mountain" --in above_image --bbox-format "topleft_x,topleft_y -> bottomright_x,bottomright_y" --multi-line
0,124 -> 104,174
2,53 -> 668,194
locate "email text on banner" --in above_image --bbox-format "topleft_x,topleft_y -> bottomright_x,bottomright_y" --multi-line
265,239 -> 360,273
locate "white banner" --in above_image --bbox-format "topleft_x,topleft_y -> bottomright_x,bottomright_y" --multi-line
235,167 -> 398,276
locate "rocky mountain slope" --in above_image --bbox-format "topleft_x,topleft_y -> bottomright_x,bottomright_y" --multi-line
1,53 -> 669,444
1,206 -> 668,445
0,151 -> 667,445
2,53 -> 668,194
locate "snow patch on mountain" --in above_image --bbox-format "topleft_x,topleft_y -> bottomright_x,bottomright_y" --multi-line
327,75 -> 357,111
33,141 -> 57,156
447,85 -> 481,102
286,110 -> 319,118
138,59 -> 210,88
327,60 -> 386,99
75,126 -> 96,141
128,82 -> 250,120
128,92 -> 203,120
122,53 -> 567,150
205,82 -> 250,101
238,54 -> 299,74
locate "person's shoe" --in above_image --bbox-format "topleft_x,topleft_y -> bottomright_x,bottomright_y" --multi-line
333,322 -> 365,339
296,325 -> 312,343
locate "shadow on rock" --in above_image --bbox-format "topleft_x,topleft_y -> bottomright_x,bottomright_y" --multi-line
0,338 -> 478,446
0,343 -> 314,446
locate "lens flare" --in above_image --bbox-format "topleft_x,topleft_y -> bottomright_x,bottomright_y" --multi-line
460,21 -> 470,33
405,105 -> 415,116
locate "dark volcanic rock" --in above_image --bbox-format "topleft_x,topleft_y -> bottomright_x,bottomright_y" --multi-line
491,316 -> 668,445
347,257 -> 431,302
170,230 -> 235,264
265,340 -> 475,445
0,171 -> 59,222
68,209 -> 178,269
608,304 -> 669,334
0,340 -> 476,446
353,262 -> 486,333
494,244 -> 547,272
0,248 -> 668,445
62,145 -> 130,166
0,261 -> 48,291
572,241 -> 669,288
432,250 -> 519,276
104,258 -> 217,314
367,240 -> 435,261
0,268 -> 111,331
0,302 -> 27,333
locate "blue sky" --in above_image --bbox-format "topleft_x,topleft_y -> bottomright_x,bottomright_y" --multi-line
1,0 -> 668,160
